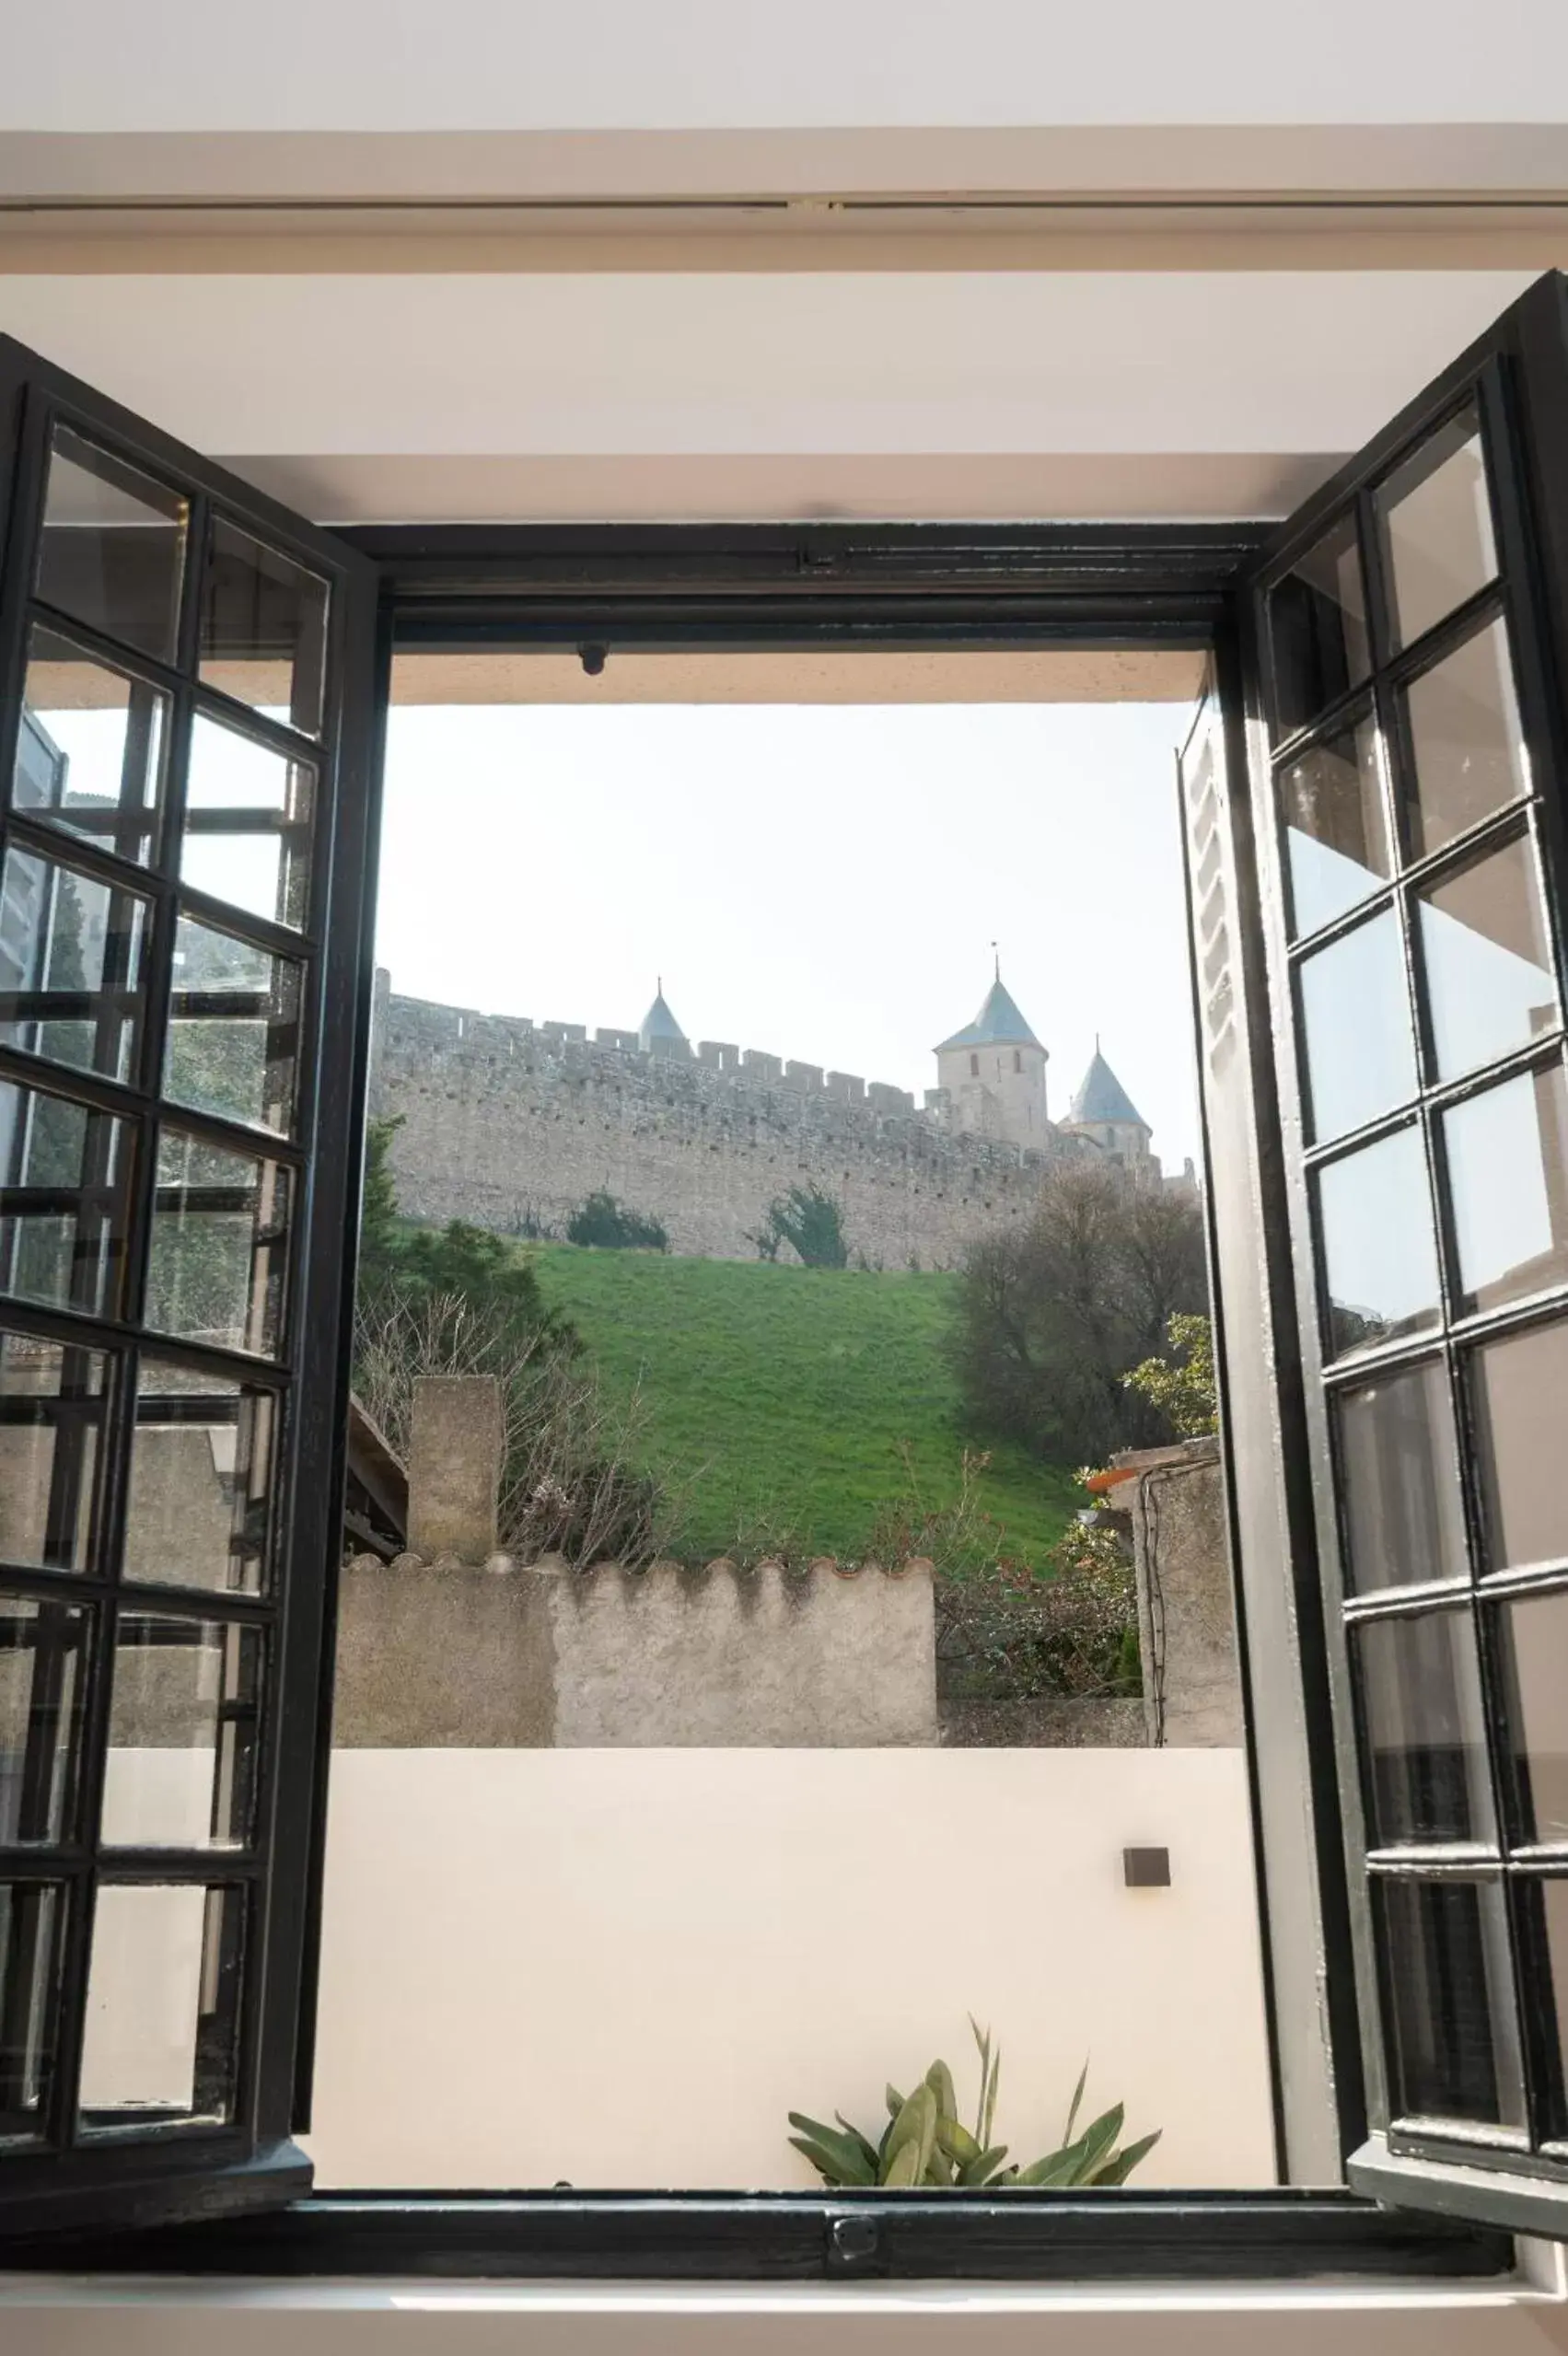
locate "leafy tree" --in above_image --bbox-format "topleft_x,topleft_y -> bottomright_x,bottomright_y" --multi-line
349,1123 -> 672,1565
357,1114 -> 404,1285
749,1184 -> 850,1270
354,1118 -> 575,1359
1123,1312 -> 1217,1439
565,1190 -> 668,1252
956,1164 -> 1207,1466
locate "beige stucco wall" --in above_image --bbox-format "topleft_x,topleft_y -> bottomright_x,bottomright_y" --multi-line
333,1555 -> 938,1747
304,1744 -> 1274,2190
1122,1443 -> 1245,1749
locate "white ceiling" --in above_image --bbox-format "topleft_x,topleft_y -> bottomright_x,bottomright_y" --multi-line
0,2 -> 1562,523
0,268 -> 1539,522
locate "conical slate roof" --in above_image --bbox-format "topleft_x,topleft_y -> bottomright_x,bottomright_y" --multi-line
1069,1048 -> 1147,1129
638,982 -> 687,1051
936,971 -> 1042,1053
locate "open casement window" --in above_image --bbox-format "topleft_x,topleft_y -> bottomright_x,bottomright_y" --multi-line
5,279 -> 1568,2270
0,338 -> 377,2234
1191,267 -> 1568,2241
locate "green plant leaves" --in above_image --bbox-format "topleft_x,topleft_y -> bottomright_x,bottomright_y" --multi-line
935,2115 -> 981,2170
1088,2130 -> 1163,2187
836,2113 -> 881,2175
884,2083 -> 939,2186
1063,2056 -> 1089,2148
788,2038 -> 1158,2192
1013,2102 -> 1126,2187
924,2060 -> 958,2126
786,2112 -> 876,2187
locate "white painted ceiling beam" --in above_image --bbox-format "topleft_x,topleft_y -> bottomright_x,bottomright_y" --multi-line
0,267 -> 1537,521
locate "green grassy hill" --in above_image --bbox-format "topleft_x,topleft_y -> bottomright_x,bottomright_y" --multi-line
528,1243 -> 1078,1569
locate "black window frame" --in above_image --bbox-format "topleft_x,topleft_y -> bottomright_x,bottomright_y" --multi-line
1237,270 -> 1568,2240
8,277 -> 1568,2279
0,519 -> 1505,2284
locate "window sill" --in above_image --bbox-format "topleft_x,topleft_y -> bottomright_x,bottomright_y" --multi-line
0,2269 -> 1561,2356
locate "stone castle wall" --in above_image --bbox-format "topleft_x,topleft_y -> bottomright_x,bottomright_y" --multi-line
369,976 -> 1086,1268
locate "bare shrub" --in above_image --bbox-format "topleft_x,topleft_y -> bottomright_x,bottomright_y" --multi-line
353,1288 -> 682,1569
957,1163 -> 1208,1467
935,1523 -> 1139,1703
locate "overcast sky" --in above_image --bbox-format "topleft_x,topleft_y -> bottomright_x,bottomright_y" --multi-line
375,699 -> 1203,1171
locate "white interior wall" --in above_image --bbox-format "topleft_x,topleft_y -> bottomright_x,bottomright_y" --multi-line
304,1747 -> 1275,2190
2,4 -> 1566,523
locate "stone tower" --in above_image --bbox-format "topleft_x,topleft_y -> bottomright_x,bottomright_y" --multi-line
1061,1044 -> 1155,1173
934,965 -> 1049,1150
639,981 -> 690,1060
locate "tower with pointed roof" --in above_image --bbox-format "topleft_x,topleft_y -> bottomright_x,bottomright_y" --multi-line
1060,1041 -> 1155,1173
638,980 -> 690,1060
934,961 -> 1049,1150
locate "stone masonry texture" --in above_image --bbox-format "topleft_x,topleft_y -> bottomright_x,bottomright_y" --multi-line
332,1555 -> 939,1748
369,979 -> 1095,1270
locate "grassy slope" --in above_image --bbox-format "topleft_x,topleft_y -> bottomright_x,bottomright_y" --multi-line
528,1243 -> 1078,1567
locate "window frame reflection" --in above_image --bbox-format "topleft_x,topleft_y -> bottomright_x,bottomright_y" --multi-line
1374,403 -> 1501,659
144,1121 -> 294,1362
1438,1059 -> 1568,1320
124,1358 -> 279,1598
0,1073 -> 131,1322
1278,704 -> 1393,943
10,623 -> 172,873
0,837 -> 153,1089
101,1608 -> 263,1853
1312,1123 -> 1443,1363
1393,607 -> 1531,866
180,708 -> 317,936
0,1592 -> 90,1846
1415,822 -> 1558,1088
1349,1603 -> 1495,1853
34,424 -> 190,670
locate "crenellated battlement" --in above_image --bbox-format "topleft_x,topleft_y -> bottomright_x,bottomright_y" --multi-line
368,973 -> 1097,1268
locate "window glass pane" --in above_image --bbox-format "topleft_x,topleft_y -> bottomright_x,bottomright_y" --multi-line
1351,1609 -> 1493,1848
0,1596 -> 87,1846
0,843 -> 149,1084
1374,1874 -> 1525,2129
1417,832 -> 1556,1085
0,1882 -> 62,2140
1268,510 -> 1370,741
145,1125 -> 291,1358
125,1361 -> 276,1596
35,427 -> 188,666
79,1884 -> 242,2128
1398,617 -> 1528,860
1317,1127 -> 1440,1359
1497,1592 -> 1568,1847
201,519 -> 329,738
165,915 -> 302,1138
1279,713 -> 1389,938
0,1078 -> 130,1319
1377,412 -> 1498,654
1469,1317 -> 1568,1573
1528,1878 -> 1568,2140
1442,1064 -> 1568,1317
0,1328 -> 104,1573
1298,910 -> 1415,1144
1334,1358 -> 1468,1596
181,714 -> 314,932
11,627 -> 168,868
102,1615 -> 261,1851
